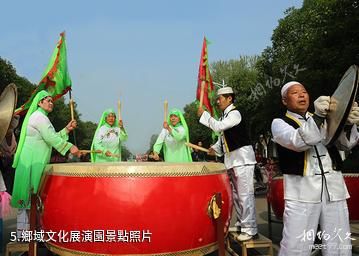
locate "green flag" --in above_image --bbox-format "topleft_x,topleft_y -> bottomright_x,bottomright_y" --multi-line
15,32 -> 72,114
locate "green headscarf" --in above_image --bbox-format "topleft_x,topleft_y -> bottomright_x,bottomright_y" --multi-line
13,90 -> 50,168
167,108 -> 190,143
90,108 -> 118,162
168,108 -> 192,160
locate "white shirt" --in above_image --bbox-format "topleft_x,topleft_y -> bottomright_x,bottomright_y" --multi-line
200,104 -> 256,169
271,110 -> 359,202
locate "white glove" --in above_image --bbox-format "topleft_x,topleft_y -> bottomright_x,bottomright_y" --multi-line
347,102 -> 359,125
314,96 -> 330,117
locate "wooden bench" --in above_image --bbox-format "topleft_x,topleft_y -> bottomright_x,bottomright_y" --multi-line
227,232 -> 273,256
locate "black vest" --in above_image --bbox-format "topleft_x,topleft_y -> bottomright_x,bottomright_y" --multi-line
276,115 -> 306,176
276,114 -> 343,176
222,108 -> 251,152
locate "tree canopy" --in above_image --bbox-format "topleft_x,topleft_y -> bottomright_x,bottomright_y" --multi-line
184,0 -> 359,145
0,56 -> 132,160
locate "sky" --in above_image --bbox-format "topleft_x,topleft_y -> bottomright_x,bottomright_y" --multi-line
0,0 -> 303,154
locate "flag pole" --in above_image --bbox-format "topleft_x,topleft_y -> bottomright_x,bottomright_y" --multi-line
164,100 -> 168,122
68,90 -> 77,146
199,80 -> 205,108
69,96 -> 75,121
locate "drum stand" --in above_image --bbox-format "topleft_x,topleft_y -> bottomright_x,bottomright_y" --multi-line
226,232 -> 274,256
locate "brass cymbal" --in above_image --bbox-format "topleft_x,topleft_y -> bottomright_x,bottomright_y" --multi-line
0,83 -> 17,142
325,65 -> 359,145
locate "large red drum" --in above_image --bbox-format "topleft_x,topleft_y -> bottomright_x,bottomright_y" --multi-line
267,173 -> 359,220
39,162 -> 232,255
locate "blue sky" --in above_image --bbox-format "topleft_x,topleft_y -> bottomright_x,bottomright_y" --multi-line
0,0 -> 302,154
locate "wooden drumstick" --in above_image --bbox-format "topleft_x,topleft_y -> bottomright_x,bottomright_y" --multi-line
164,100 -> 168,122
117,99 -> 122,121
79,150 -> 102,154
200,80 -> 205,108
109,153 -> 121,158
185,142 -> 209,153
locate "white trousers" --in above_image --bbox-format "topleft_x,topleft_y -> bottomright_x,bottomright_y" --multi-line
228,165 -> 258,235
279,192 -> 352,256
17,209 -> 30,239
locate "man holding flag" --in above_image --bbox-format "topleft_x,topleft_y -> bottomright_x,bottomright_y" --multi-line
196,38 -> 257,241
197,87 -> 258,241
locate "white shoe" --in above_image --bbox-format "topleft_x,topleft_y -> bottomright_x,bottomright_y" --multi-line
228,226 -> 240,232
237,232 -> 257,241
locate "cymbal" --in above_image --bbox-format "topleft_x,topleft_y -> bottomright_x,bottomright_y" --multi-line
0,83 -> 17,142
325,65 -> 359,145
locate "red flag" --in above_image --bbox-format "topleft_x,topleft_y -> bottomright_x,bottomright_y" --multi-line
196,37 -> 218,118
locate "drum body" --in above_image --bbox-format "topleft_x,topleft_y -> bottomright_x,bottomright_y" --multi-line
268,174 -> 359,221
39,162 -> 232,255
267,176 -> 284,220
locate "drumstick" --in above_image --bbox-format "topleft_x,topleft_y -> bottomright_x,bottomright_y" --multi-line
185,142 -> 209,153
109,153 -> 121,158
164,100 -> 168,122
117,99 -> 122,121
79,150 -> 102,154
200,80 -> 205,108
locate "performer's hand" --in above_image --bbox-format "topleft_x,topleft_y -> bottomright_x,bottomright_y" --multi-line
346,102 -> 359,125
105,151 -> 112,157
66,120 -> 77,133
70,145 -> 81,157
119,119 -> 124,128
314,96 -> 330,117
152,152 -> 160,161
163,122 -> 170,130
197,106 -> 204,117
207,148 -> 216,156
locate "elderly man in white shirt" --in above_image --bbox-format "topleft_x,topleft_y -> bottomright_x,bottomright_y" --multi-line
198,86 -> 258,241
272,81 -> 359,256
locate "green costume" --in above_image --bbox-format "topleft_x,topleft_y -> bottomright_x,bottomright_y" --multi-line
153,108 -> 192,162
90,109 -> 128,162
11,91 -> 73,209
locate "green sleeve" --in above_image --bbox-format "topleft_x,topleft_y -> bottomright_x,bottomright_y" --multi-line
38,124 -> 72,155
170,126 -> 186,142
58,128 -> 69,140
93,132 -> 107,156
119,128 -> 128,142
153,131 -> 165,154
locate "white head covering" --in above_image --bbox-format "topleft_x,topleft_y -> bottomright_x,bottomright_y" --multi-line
281,81 -> 302,98
217,86 -> 234,96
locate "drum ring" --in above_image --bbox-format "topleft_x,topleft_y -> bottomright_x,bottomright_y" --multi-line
36,195 -> 44,214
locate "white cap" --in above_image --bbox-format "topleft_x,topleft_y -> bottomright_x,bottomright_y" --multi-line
281,81 -> 301,97
217,86 -> 234,95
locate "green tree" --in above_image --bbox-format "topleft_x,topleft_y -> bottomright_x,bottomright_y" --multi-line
121,145 -> 133,161
0,56 -> 36,107
183,56 -> 261,146
184,102 -> 212,147
254,0 -> 359,135
211,56 -> 260,139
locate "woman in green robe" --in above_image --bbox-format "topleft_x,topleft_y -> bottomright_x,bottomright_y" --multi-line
152,108 -> 192,162
90,109 -> 128,162
11,90 -> 79,236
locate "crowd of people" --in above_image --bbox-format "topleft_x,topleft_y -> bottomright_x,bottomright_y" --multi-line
0,79 -> 358,255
